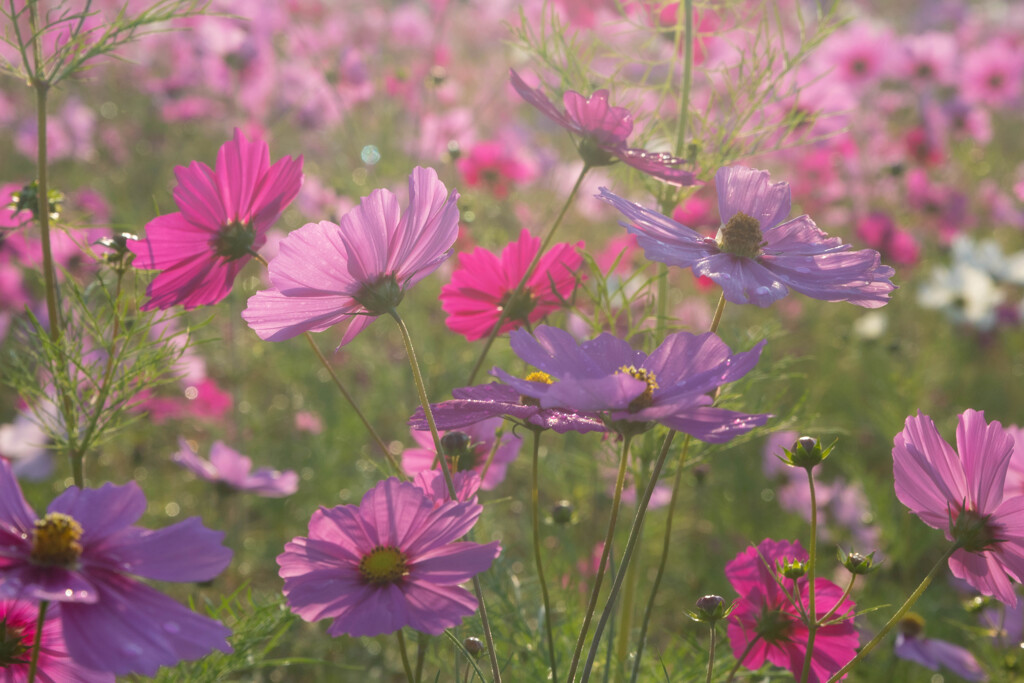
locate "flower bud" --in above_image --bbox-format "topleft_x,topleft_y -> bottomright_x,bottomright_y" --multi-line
551,500 -> 573,525
687,594 -> 734,623
463,636 -> 484,658
782,436 -> 834,471
779,559 -> 806,580
838,547 -> 880,575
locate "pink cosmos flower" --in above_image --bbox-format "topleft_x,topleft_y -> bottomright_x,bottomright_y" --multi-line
510,70 -> 695,186
173,439 -> 299,497
0,460 -> 233,676
129,128 -> 303,310
456,140 -> 536,198
0,599 -> 112,682
440,229 -> 583,341
960,41 -> 1024,109
600,166 -> 896,308
401,417 -> 522,491
726,538 -> 858,683
856,212 -> 921,267
243,167 -> 459,346
277,477 -> 500,638
893,410 -> 1024,606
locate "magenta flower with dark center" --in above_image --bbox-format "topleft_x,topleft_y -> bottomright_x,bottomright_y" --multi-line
726,538 -> 858,683
129,128 -> 303,310
277,477 -> 500,638
599,166 -> 896,307
0,599 -> 112,682
0,460 -> 232,676
408,382 -> 607,435
173,439 -> 299,497
893,409 -> 1024,606
242,166 -> 459,346
510,70 -> 695,186
491,325 -> 769,442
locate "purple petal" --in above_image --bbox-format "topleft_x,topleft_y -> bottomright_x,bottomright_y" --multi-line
715,166 -> 792,229
49,482 -> 146,546
394,580 -> 479,635
0,565 -> 99,603
98,517 -> 231,582
696,255 -> 790,307
598,188 -> 712,269
949,548 -> 1018,606
172,438 -> 219,482
509,69 -> 572,130
390,166 -> 460,285
957,410 -> 1013,513
413,540 -> 500,583
540,373 -> 647,412
893,412 -> 968,528
615,148 -> 696,186
0,458 -> 37,533
243,287 -> 364,342
642,406 -> 771,443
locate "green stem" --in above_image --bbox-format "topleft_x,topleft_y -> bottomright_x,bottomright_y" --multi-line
817,574 -> 856,626
825,544 -> 958,683
396,630 -> 415,683
465,164 -> 589,386
800,470 -> 818,683
530,428 -> 558,681
415,632 -> 427,683
673,0 -> 695,160
705,623 -> 717,683
26,600 -> 48,683
390,310 -> 501,683
566,433 -> 633,683
584,430 -> 677,682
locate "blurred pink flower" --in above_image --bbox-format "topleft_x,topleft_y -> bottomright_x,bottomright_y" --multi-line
129,128 -> 303,310
173,439 -> 298,497
893,410 -> 1024,606
278,477 -> 499,637
135,378 -> 233,424
243,167 -> 459,346
961,41 -> 1024,109
0,600 -> 112,682
294,410 -> 324,434
456,140 -> 536,198
856,212 -> 921,267
402,417 -> 522,491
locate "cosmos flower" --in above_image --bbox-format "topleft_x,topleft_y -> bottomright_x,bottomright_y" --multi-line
401,418 -> 521,491
455,140 -> 536,198
599,166 -> 896,308
440,229 -> 583,341
894,613 -> 987,682
726,538 -> 859,683
129,128 -> 303,310
242,167 -> 459,346
173,438 -> 298,497
408,382 -> 606,435
492,325 -> 769,442
277,477 -> 500,638
510,70 -> 695,186
0,459 -> 233,676
0,599 -> 113,682
893,410 -> 1024,606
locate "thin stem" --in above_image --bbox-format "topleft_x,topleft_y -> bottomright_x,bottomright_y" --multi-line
26,600 -> 48,683
708,293 -> 726,335
390,310 -> 501,683
724,635 -> 760,683
705,623 -> 717,683
415,632 -> 427,683
800,469 -> 819,683
817,574 -> 856,626
530,428 -> 558,681
566,432 -> 634,683
465,164 -> 589,385
825,544 -> 959,683
584,430 -> 677,682
673,0 -> 695,160
396,630 -> 415,683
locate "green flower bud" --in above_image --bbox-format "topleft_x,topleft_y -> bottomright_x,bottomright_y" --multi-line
779,559 -> 806,580
551,500 -> 574,525
837,547 -> 880,575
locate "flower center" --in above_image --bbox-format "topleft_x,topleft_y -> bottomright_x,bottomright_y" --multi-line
577,138 -> 617,168
497,289 -> 537,323
617,365 -> 658,412
211,219 -> 256,260
520,371 -> 553,407
755,606 -> 796,644
354,273 -> 404,315
0,617 -> 29,668
717,212 -> 765,259
950,505 -> 1001,553
898,612 -> 925,638
30,513 -> 84,568
359,545 -> 409,585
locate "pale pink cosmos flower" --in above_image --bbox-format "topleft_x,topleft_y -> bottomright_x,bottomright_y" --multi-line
173,439 -> 298,497
960,41 -> 1024,109
243,167 -> 459,346
893,410 -> 1024,606
129,129 -> 303,310
277,477 -> 499,638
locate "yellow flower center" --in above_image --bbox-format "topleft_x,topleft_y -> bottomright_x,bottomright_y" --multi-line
30,513 -> 84,568
520,371 -> 553,407
359,545 -> 409,585
617,365 -> 658,411
717,211 -> 765,259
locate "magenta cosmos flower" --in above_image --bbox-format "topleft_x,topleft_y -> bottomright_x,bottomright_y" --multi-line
277,477 -> 500,638
0,600 -> 112,682
173,438 -> 298,497
510,70 -> 695,186
492,325 -> 769,442
893,410 -> 1024,606
129,128 -> 303,310
401,417 -> 522,491
599,166 -> 896,307
726,538 -> 858,683
440,228 -> 583,341
0,460 -> 232,676
243,167 -> 459,345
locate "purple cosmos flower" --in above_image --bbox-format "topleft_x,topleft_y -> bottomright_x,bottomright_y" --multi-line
408,382 -> 606,435
894,614 -> 988,682
0,599 -> 113,682
0,459 -> 232,676
510,70 -> 695,186
129,129 -> 303,310
401,418 -> 521,491
893,410 -> 1024,606
492,325 -> 769,442
277,477 -> 500,638
599,166 -> 896,308
242,166 -> 459,346
173,438 -> 298,497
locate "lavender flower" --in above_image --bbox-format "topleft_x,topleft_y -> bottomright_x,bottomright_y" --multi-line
173,438 -> 298,497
